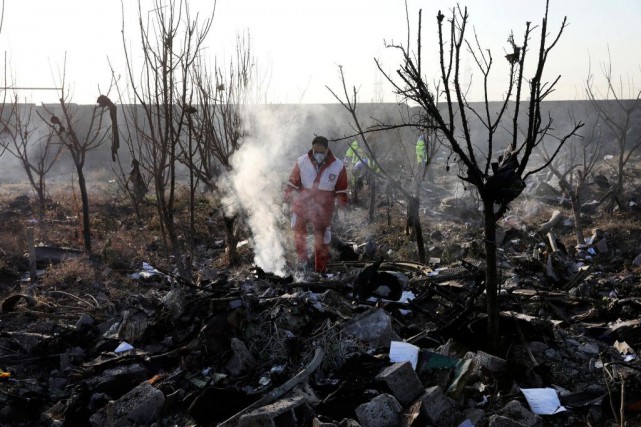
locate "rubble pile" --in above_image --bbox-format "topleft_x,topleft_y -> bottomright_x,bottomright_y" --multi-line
0,191 -> 641,427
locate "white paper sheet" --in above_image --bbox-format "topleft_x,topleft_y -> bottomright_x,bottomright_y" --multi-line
115,341 -> 134,353
520,387 -> 567,415
389,341 -> 420,370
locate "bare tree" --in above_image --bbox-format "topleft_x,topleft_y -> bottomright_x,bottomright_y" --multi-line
328,67 -> 428,263
586,54 -> 641,213
183,32 -> 254,265
120,0 -> 214,279
189,34 -> 252,188
39,85 -> 113,253
112,152 -> 151,223
422,129 -> 443,185
377,2 -> 582,350
108,66 -> 151,223
538,116 -> 600,245
0,96 -> 63,220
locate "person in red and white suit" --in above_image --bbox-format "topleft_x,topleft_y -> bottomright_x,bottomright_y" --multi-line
285,136 -> 349,273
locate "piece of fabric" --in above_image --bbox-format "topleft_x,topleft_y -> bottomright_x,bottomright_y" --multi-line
353,159 -> 368,179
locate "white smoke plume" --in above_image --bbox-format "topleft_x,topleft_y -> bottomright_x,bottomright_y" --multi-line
223,106 -> 307,276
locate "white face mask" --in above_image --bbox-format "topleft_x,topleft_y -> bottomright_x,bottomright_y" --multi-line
314,152 -> 326,164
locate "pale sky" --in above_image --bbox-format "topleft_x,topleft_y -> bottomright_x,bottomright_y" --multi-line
1,0 -> 639,105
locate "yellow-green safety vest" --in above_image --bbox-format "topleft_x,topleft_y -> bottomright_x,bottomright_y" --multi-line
416,137 -> 428,164
345,140 -> 363,163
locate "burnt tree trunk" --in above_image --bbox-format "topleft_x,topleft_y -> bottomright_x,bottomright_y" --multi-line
407,196 -> 426,263
36,182 -> 46,223
483,196 -> 498,352
76,167 -> 92,253
368,176 -> 376,224
570,191 -> 585,245
352,179 -> 360,206
224,214 -> 239,266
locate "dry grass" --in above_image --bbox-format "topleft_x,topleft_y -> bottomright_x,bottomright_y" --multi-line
0,185 -> 220,272
99,227 -> 152,272
41,256 -> 96,288
246,310 -> 295,363
310,318 -> 370,372
0,226 -> 27,254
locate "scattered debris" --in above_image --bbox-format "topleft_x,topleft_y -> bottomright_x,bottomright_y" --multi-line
1,177 -> 641,426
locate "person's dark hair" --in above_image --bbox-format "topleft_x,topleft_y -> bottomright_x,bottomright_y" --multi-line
312,136 -> 328,147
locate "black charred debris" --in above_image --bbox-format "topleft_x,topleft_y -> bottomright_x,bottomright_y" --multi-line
1,209 -> 641,426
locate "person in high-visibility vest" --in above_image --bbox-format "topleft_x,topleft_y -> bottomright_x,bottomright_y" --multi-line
344,140 -> 365,188
344,140 -> 364,165
416,134 -> 429,167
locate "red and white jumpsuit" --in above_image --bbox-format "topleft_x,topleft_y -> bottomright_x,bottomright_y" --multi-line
285,149 -> 349,272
